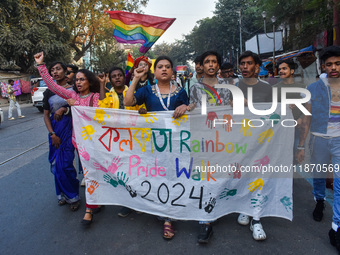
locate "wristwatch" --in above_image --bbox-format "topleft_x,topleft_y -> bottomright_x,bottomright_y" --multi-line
49,132 -> 55,136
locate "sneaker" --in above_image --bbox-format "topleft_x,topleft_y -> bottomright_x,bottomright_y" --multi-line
197,224 -> 213,244
8,117 -> 15,120
250,220 -> 266,241
313,199 -> 325,221
118,207 -> 132,217
18,115 -> 25,118
329,228 -> 340,252
329,228 -> 336,247
237,213 -> 250,225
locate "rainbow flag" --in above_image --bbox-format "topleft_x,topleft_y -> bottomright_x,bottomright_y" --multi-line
125,52 -> 134,75
106,11 -> 175,54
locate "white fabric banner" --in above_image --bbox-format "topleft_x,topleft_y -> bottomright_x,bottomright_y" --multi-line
72,105 -> 294,221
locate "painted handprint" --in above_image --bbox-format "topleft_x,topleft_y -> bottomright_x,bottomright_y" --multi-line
87,180 -> 99,195
78,145 -> 90,161
280,196 -> 293,212
248,178 -> 264,192
117,172 -> 129,187
258,128 -> 273,144
219,188 -> 237,200
126,185 -> 137,198
206,111 -> 218,129
269,113 -> 280,125
253,156 -> 270,172
104,173 -> 119,187
204,197 -> 216,213
93,157 -> 123,175
81,125 -> 95,141
222,114 -> 233,132
79,110 -> 92,121
94,109 -> 109,125
260,113 -> 281,126
107,156 -> 123,175
141,113 -> 157,124
127,114 -> 139,126
250,194 -> 268,208
231,162 -> 242,179
93,161 -> 108,173
240,118 -> 254,137
172,114 -> 188,126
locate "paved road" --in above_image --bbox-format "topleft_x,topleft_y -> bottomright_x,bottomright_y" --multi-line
0,104 -> 337,255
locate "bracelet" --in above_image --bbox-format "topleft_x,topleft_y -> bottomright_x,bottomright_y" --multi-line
49,131 -> 55,137
64,107 -> 70,115
35,62 -> 45,67
297,146 -> 305,150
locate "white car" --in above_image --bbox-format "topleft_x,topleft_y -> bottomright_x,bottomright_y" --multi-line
31,78 -> 48,112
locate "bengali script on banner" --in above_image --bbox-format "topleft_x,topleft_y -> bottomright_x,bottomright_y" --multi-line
72,104 -> 294,221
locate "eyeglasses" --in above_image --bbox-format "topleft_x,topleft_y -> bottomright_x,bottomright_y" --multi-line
138,62 -> 148,67
75,78 -> 87,82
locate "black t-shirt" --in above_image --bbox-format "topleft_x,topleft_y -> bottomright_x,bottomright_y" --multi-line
43,88 -> 71,114
117,92 -> 124,109
43,89 -> 55,111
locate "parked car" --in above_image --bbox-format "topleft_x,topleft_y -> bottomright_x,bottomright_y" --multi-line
0,107 -> 3,124
31,78 -> 47,112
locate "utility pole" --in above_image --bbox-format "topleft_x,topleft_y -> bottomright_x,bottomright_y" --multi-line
262,11 -> 276,73
237,10 -> 243,53
334,0 -> 340,45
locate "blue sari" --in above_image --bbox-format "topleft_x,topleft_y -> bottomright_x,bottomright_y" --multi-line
134,83 -> 189,111
48,92 -> 79,203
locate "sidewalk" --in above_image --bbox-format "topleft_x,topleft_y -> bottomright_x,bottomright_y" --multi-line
0,97 -> 31,108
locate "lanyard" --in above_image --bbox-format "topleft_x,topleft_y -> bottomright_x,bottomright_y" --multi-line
155,82 -> 173,111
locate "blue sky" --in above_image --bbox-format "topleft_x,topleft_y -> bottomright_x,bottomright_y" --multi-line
141,0 -> 216,44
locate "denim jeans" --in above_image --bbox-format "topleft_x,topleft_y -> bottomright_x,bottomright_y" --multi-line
309,134 -> 340,225
293,127 -> 300,164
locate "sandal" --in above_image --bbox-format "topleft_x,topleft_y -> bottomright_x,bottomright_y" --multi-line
70,200 -> 81,211
81,210 -> 93,226
250,220 -> 266,241
163,222 -> 175,240
237,213 -> 250,225
58,199 -> 67,206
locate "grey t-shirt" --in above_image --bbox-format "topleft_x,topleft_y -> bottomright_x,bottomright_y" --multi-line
236,79 -> 273,103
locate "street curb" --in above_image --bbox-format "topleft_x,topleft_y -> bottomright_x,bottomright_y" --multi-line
0,100 -> 31,108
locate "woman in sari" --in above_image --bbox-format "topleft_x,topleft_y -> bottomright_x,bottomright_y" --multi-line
42,60 -> 80,211
35,52 -> 106,224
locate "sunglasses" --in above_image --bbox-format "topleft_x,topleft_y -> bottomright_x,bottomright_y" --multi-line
66,71 -> 74,75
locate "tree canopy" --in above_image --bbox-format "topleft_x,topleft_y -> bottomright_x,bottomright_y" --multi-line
149,0 -> 336,66
1,0 -> 337,73
0,0 -> 148,73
